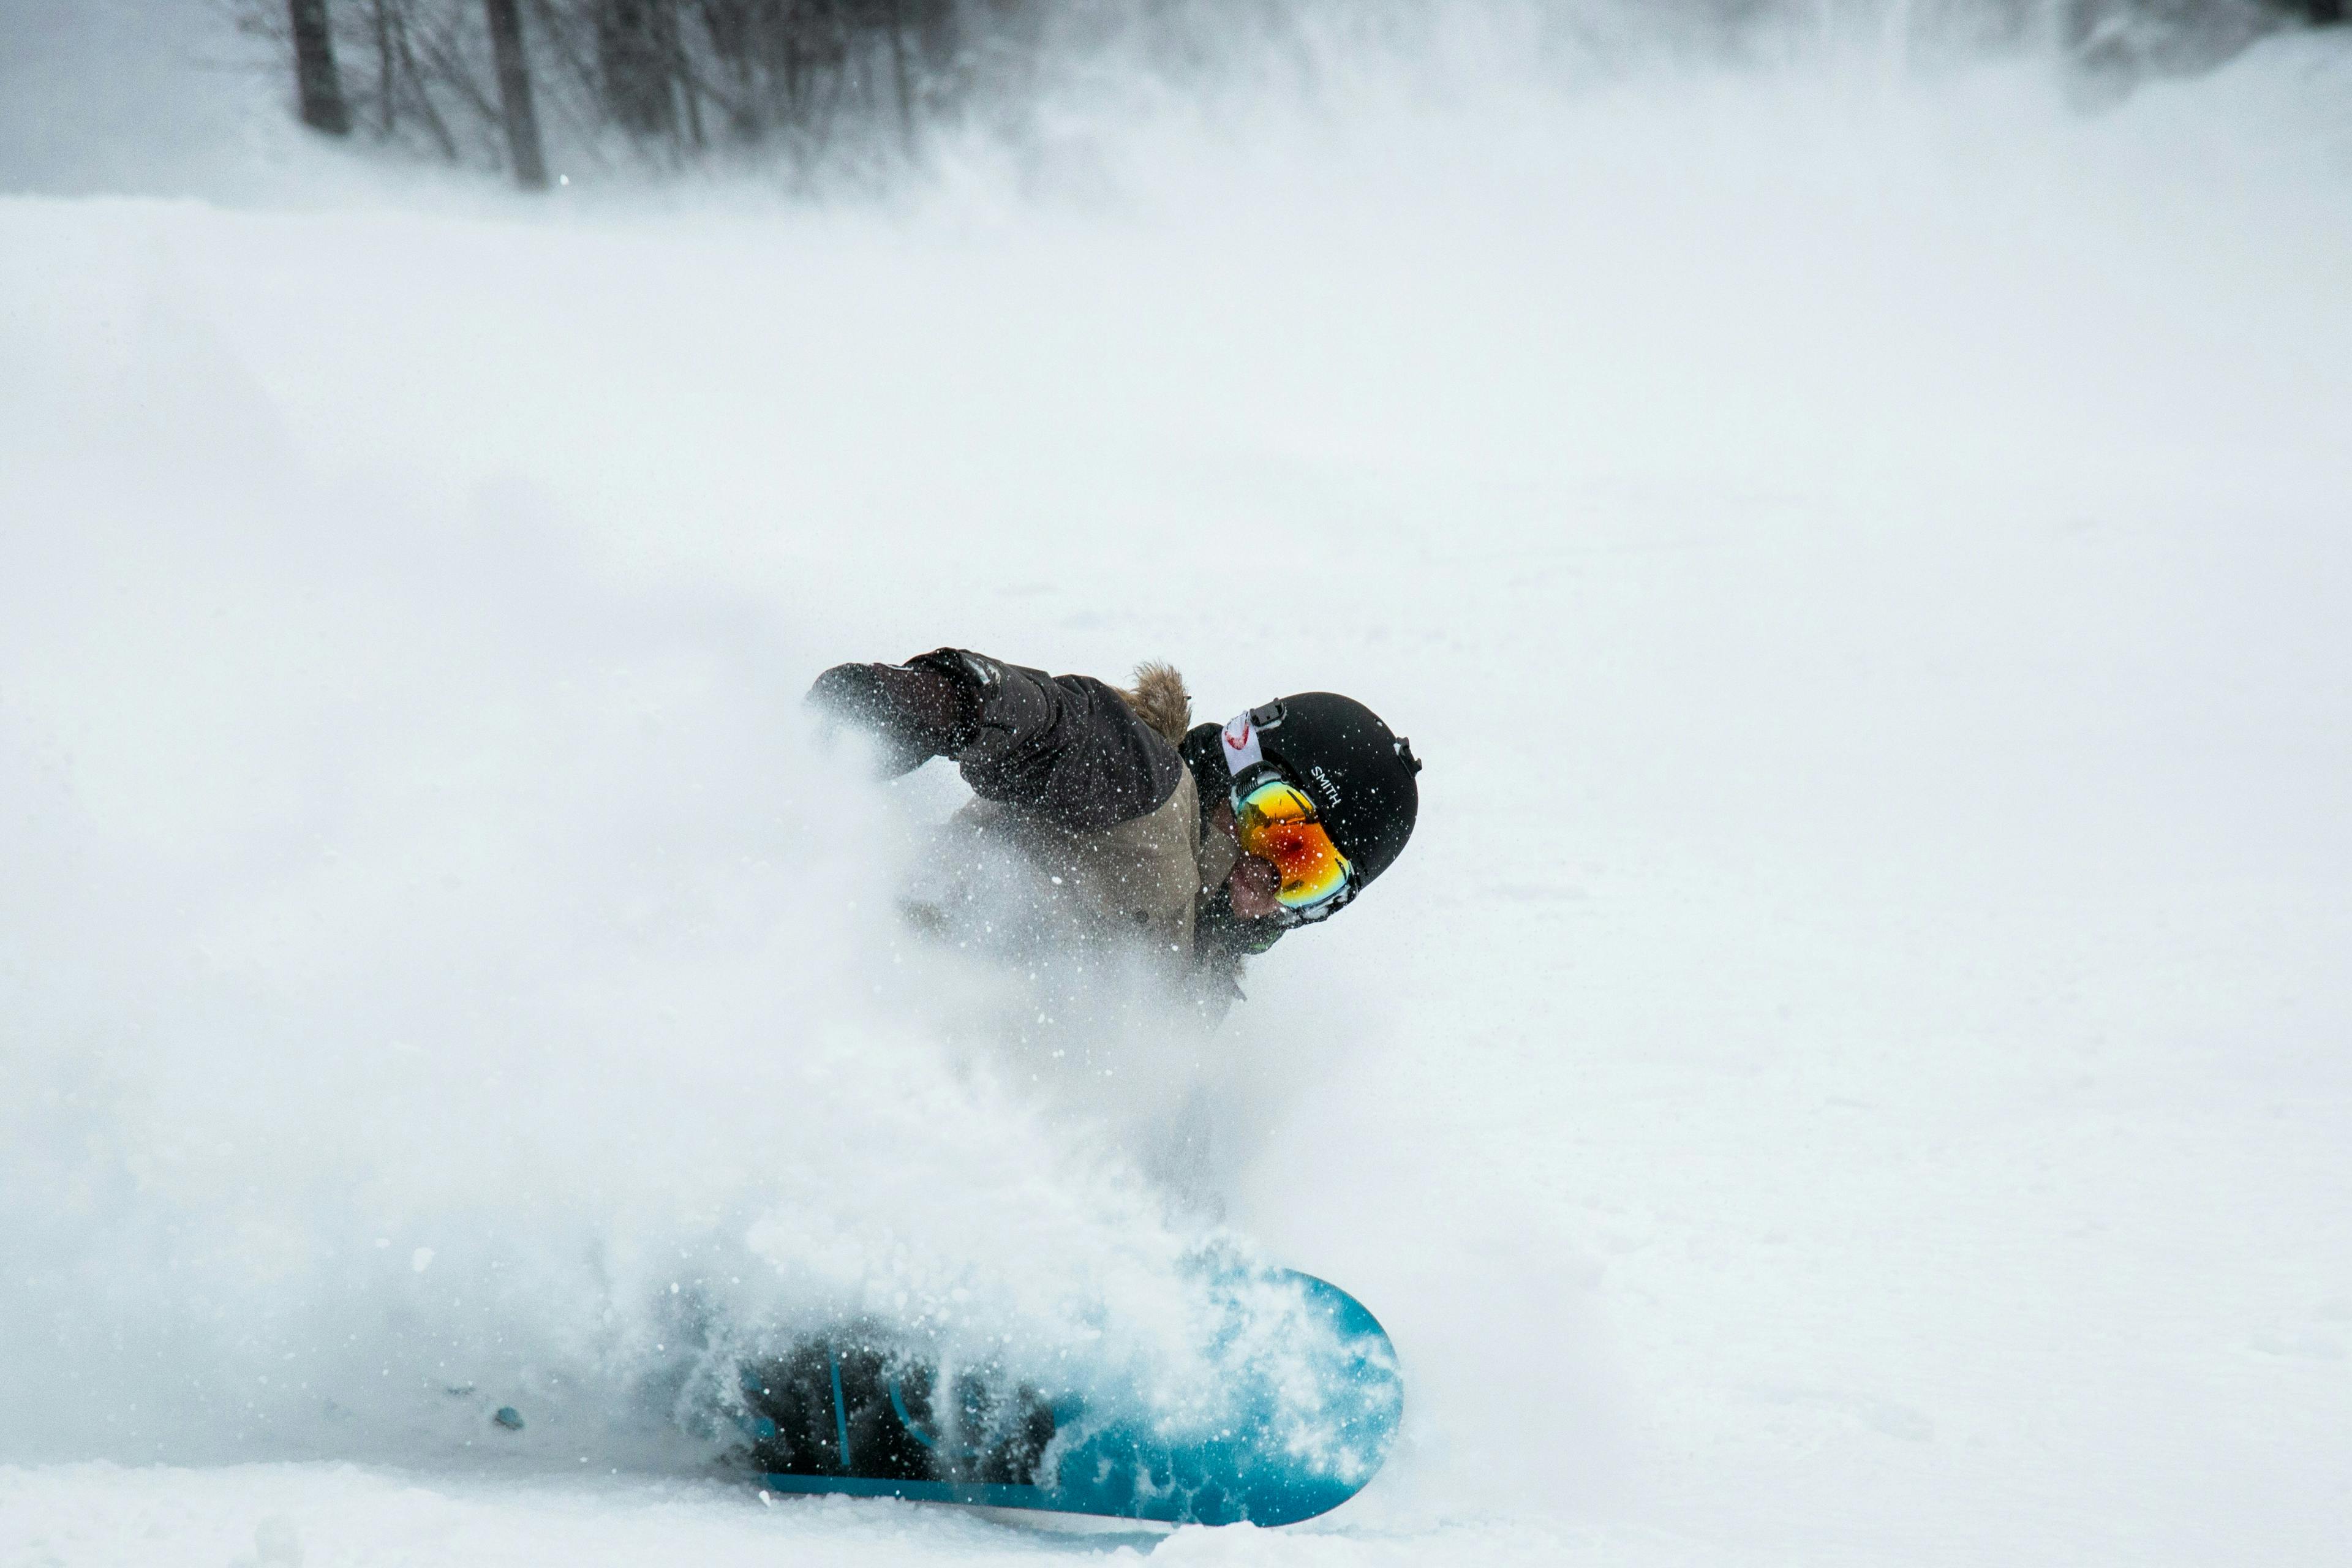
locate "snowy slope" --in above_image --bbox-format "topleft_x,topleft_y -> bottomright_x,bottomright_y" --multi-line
6,7 -> 2352,1566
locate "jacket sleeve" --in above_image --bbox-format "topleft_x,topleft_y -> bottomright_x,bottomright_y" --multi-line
912,649 -> 1186,832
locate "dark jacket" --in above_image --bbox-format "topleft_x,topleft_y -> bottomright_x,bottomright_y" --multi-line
934,650 -> 1189,831
913,649 -> 1271,987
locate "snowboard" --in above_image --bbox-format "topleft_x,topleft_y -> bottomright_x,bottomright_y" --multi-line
740,1267 -> 1401,1526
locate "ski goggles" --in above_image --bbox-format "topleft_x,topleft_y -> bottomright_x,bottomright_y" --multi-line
1233,774 -> 1355,916
1220,707 -> 1356,921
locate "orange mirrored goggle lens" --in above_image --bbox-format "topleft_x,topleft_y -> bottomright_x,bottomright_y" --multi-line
1234,778 -> 1354,911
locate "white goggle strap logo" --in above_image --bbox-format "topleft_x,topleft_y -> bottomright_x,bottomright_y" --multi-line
1219,710 -> 1265,775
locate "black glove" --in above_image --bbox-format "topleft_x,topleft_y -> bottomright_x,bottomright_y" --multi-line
806,659 -> 977,777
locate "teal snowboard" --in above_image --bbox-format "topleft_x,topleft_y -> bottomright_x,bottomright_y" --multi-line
741,1268 -> 1401,1526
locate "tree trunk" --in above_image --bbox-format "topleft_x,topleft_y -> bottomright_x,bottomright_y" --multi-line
669,2 -> 705,149
288,0 -> 353,135
372,0 -> 396,136
483,0 -> 550,189
886,0 -> 914,156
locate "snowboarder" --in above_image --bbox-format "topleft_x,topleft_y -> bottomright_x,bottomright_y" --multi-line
807,649 -> 1420,1003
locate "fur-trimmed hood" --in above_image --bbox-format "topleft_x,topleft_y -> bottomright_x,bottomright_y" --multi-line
1118,662 -> 1193,747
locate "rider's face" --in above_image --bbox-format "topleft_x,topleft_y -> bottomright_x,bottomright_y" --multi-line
1209,802 -> 1284,920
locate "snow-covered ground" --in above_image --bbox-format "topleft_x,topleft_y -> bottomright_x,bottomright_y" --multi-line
7,6 -> 2352,1565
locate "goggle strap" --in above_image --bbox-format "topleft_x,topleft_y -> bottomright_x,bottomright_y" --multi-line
1219,709 -> 1267,775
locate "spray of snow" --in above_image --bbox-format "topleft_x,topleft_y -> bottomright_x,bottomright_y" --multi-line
5,3 -> 2352,1564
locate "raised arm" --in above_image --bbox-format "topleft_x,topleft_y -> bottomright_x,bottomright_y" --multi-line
807,649 -> 1185,832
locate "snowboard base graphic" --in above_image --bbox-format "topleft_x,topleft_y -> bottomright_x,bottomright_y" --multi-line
742,1268 -> 1401,1526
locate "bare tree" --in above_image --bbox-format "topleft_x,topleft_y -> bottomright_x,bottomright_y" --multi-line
597,0 -> 677,137
484,0 -> 551,187
248,0 -> 1001,179
372,0 -> 398,135
884,0 -> 915,155
288,0 -> 354,134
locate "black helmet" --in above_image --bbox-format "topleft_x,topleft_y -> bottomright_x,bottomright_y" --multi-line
1254,693 -> 1420,886
1190,693 -> 1420,921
